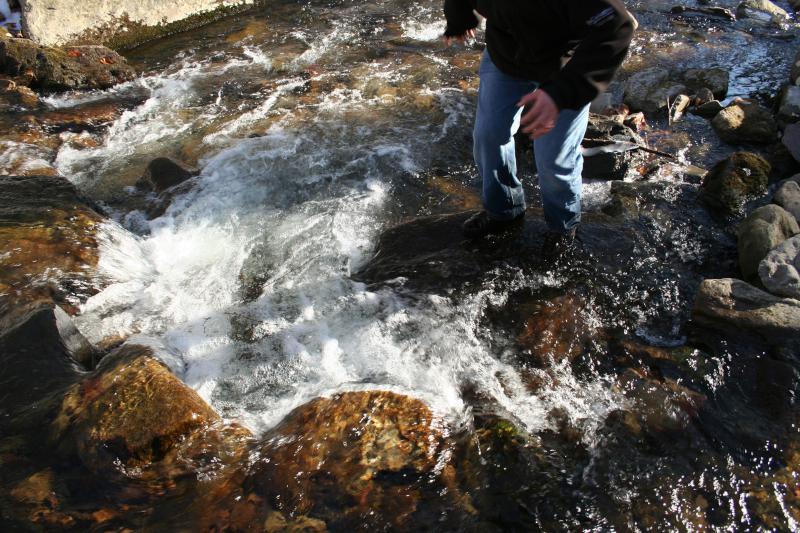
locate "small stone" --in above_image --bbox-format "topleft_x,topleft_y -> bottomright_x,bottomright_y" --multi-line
0,77 -> 16,91
737,204 -> 800,280
736,0 -> 790,24
759,235 -> 800,299
700,152 -> 771,217
669,94 -> 691,122
773,180 -> 800,222
712,101 -> 778,144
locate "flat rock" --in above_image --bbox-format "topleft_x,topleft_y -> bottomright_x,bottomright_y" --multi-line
623,68 -> 687,115
682,68 -> 729,100
700,152 -> 771,218
692,278 -> 800,348
712,101 -> 778,145
737,204 -> 799,281
773,179 -> 800,222
0,38 -> 135,90
759,234 -> 800,299
354,210 -> 638,291
736,0 -> 790,24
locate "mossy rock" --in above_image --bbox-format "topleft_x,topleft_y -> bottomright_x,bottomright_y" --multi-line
700,152 -> 771,217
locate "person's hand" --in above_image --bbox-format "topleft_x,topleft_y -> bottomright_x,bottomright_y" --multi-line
518,89 -> 559,139
443,28 -> 475,46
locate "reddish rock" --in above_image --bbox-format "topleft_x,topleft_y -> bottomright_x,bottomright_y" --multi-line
518,293 -> 592,366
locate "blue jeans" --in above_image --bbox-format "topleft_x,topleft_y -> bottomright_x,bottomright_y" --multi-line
473,50 -> 590,233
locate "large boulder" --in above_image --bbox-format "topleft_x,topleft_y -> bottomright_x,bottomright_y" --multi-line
200,391 -> 462,531
759,235 -> 800,299
737,205 -> 799,281
0,38 -> 135,90
52,345 -> 252,481
699,152 -> 771,217
773,180 -> 800,222
0,175 -> 103,317
692,278 -> 800,349
712,101 -> 778,145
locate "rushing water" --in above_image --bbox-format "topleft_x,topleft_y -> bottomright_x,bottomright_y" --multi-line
3,0 -> 800,530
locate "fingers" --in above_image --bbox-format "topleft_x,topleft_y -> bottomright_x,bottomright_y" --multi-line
518,91 -> 559,139
442,29 -> 476,46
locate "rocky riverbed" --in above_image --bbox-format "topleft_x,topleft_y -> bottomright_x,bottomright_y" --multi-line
1,0 -> 800,531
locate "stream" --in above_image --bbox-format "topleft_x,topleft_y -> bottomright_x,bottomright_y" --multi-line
2,0 -> 800,530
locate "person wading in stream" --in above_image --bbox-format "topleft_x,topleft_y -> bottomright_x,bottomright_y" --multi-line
443,0 -> 636,254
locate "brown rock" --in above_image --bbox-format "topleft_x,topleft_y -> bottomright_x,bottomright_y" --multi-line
53,345 -> 252,479
0,38 -> 136,90
202,391 -> 457,530
0,175 -> 103,316
518,293 -> 592,366
10,470 -> 57,506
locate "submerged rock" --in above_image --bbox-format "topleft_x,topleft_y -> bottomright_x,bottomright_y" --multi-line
691,278 -> 800,350
759,235 -> 800,299
52,345 -> 252,480
201,391 -> 461,530
0,38 -> 135,90
518,293 -> 593,367
737,204 -> 799,281
0,175 -> 103,317
137,157 -> 198,194
699,152 -> 770,217
712,101 -> 778,145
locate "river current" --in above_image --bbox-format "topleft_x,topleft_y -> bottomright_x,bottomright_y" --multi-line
10,0 -> 800,529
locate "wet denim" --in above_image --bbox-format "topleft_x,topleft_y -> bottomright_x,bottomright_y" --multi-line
473,49 -> 590,233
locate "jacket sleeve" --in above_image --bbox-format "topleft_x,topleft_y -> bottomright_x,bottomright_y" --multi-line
443,0 -> 479,37
539,1 -> 636,110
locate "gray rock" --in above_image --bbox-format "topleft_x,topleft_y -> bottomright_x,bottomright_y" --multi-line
792,48 -> 800,85
777,86 -> 800,123
623,68 -> 687,115
712,101 -> 778,145
759,235 -> 800,299
683,68 -> 729,100
773,180 -> 800,222
783,122 -> 800,163
692,278 -> 800,346
737,0 -> 790,24
693,87 -> 715,106
737,204 -> 800,281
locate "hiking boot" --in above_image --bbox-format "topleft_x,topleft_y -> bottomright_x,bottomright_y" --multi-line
463,210 -> 525,239
541,227 -> 577,259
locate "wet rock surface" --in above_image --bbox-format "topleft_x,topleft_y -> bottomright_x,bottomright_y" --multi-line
582,113 -> 648,180
737,204 -> 800,281
0,38 -> 135,90
200,391 -> 461,531
699,152 -> 770,217
759,234 -> 800,299
772,179 -> 800,221
0,175 -> 103,317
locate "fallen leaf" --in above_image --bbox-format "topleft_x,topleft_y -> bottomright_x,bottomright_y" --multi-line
67,50 -> 82,58
99,57 -> 116,65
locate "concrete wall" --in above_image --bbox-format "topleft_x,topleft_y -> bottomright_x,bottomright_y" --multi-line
19,0 -> 256,48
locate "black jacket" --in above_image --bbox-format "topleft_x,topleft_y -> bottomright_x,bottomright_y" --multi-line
444,0 -> 635,110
